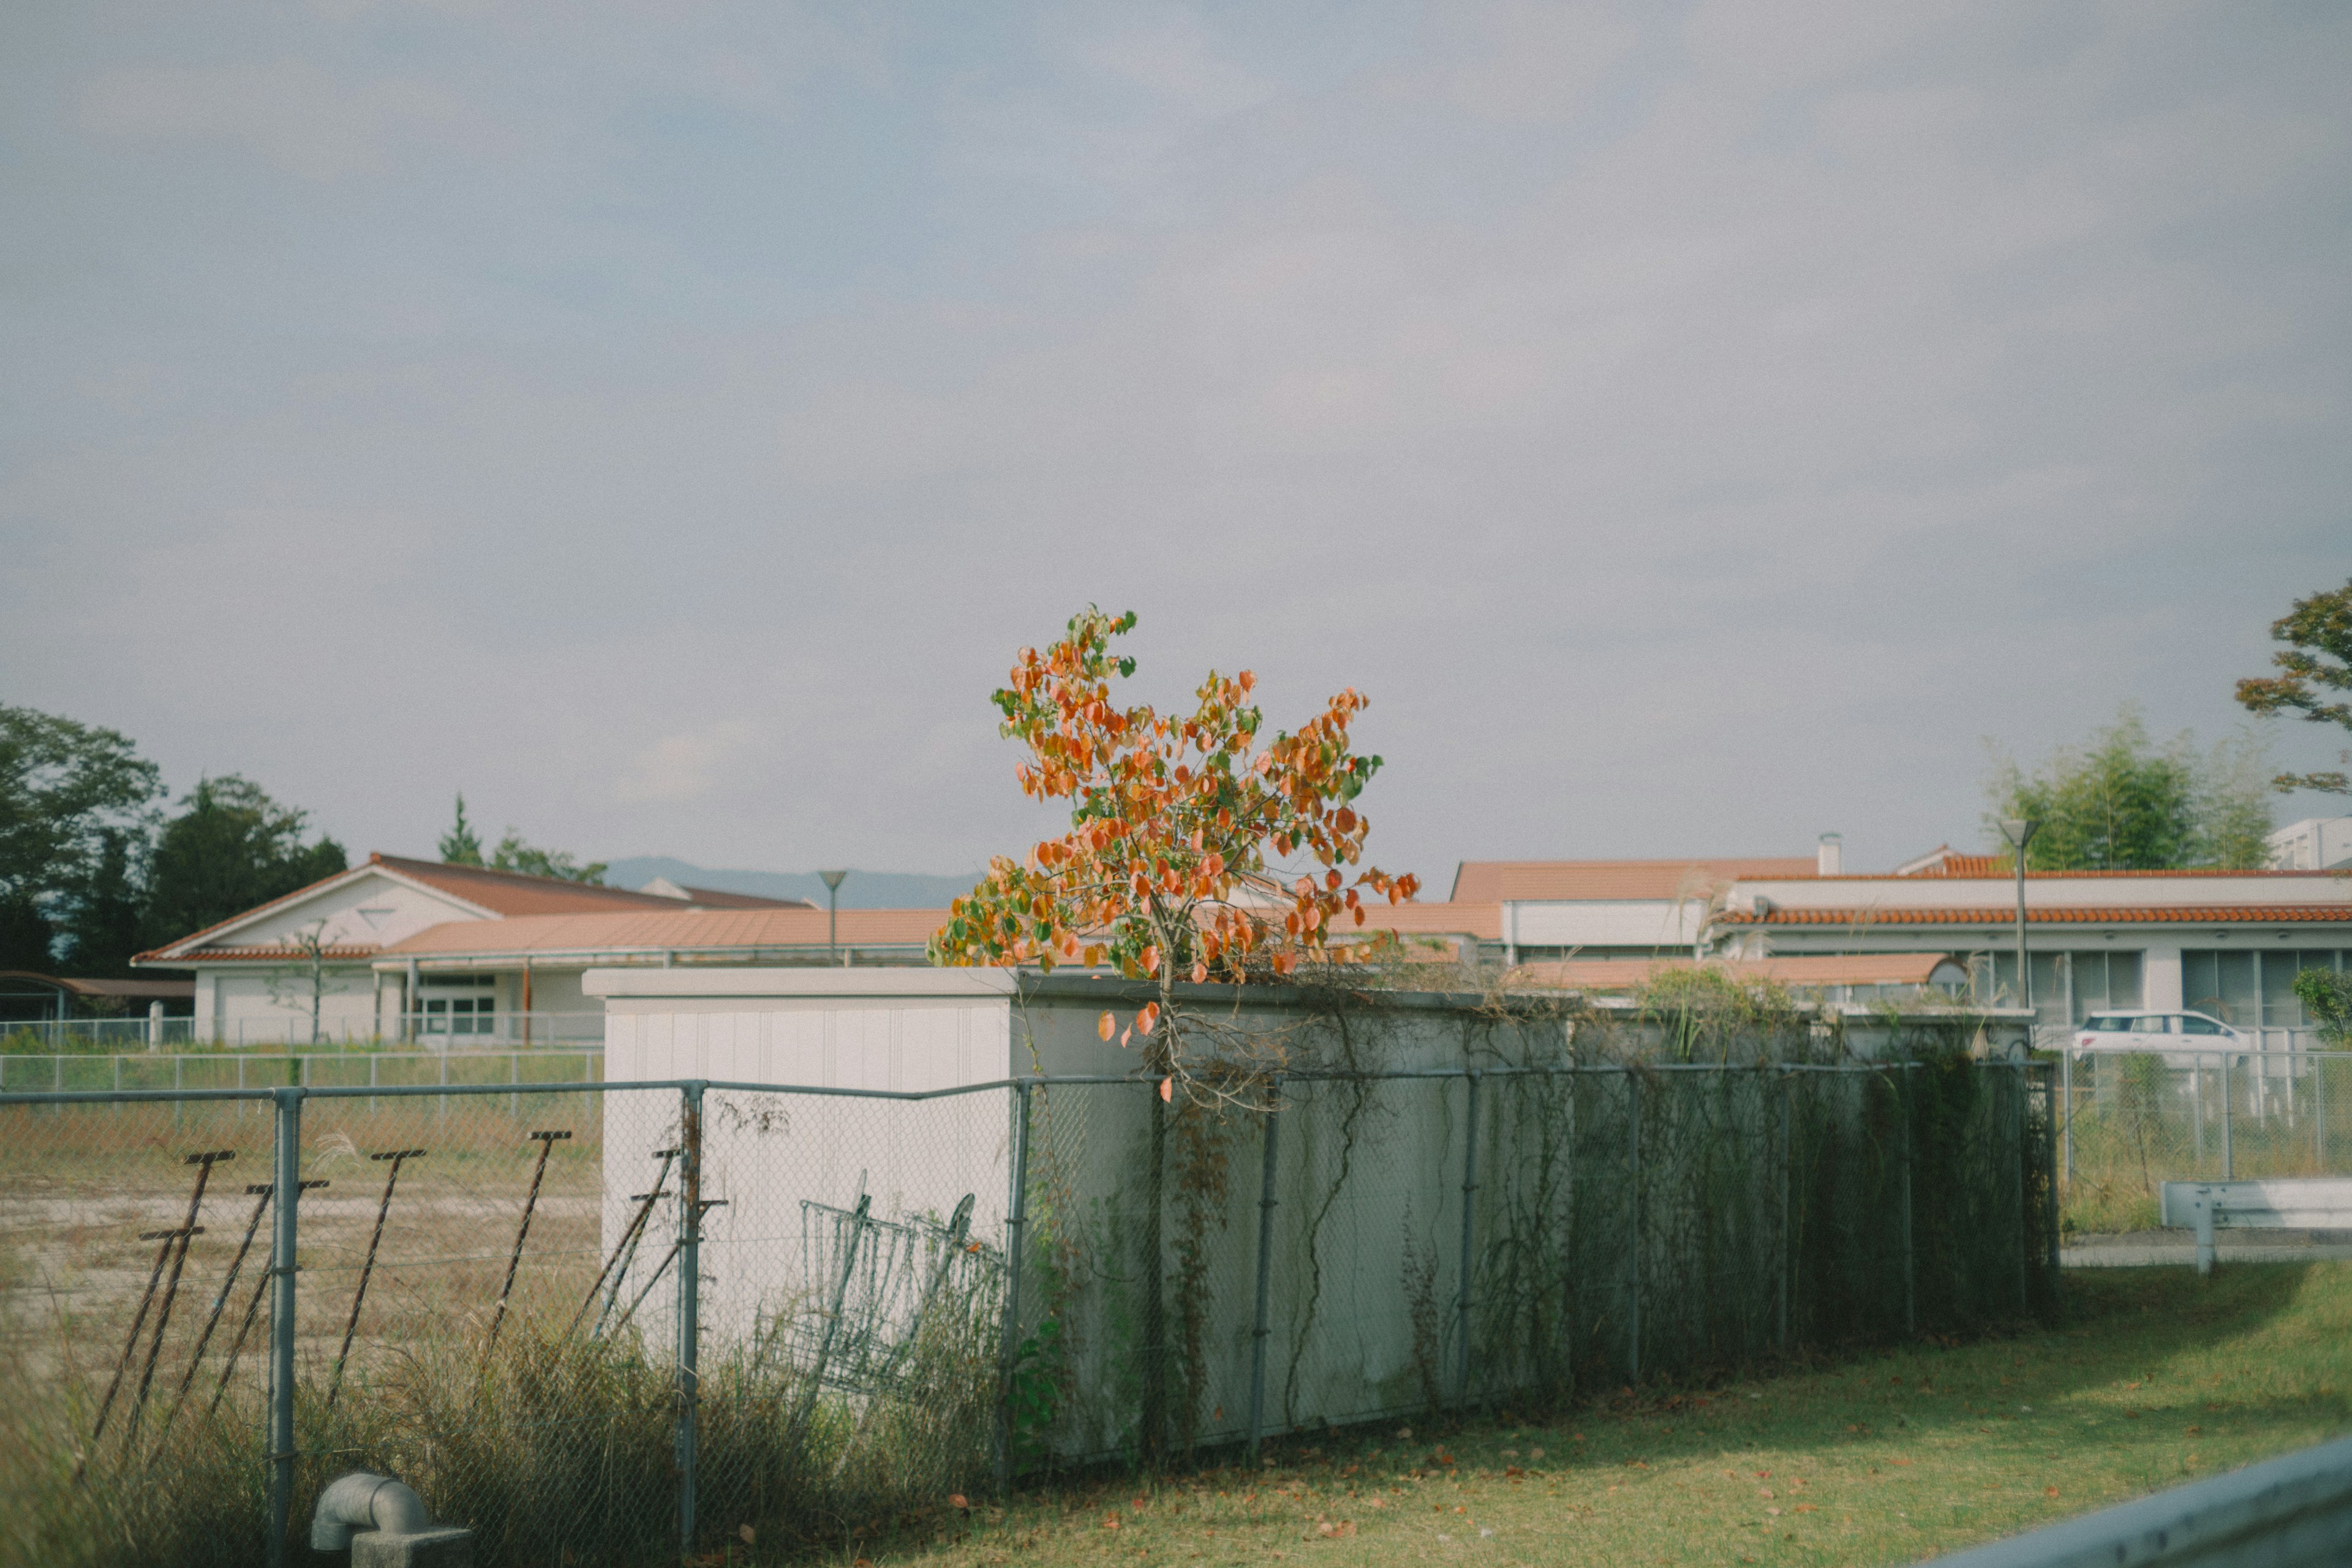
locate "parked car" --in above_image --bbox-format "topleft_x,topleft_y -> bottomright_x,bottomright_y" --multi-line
2073,1010 -> 2245,1067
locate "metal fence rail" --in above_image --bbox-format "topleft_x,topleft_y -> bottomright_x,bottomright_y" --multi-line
0,1060 -> 2055,1568
0,1048 -> 603,1095
0,1011 -> 608,1052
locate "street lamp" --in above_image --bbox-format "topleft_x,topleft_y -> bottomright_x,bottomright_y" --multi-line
818,870 -> 848,964
1997,819 -> 2040,1030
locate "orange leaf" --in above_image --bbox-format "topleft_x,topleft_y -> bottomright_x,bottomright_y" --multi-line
1159,1077 -> 1173,1102
1098,1011 -> 1115,1041
1191,962 -> 1208,984
1139,1001 -> 1159,1035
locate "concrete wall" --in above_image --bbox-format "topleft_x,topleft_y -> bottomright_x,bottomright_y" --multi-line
582,969 -> 2028,1457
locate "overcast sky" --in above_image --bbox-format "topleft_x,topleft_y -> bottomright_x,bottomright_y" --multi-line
4,1 -> 2347,891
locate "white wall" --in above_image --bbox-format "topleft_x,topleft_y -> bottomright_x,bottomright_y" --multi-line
202,867 -> 484,951
582,969 -> 1526,1454
206,965 -> 381,1043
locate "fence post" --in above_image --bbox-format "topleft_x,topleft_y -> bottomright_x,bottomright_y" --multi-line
1899,1069 -> 1915,1339
2013,1063 -> 2029,1315
2060,1046 -> 2073,1186
677,1081 -> 704,1559
1627,1072 -> 1642,1384
2318,1054 -> 2328,1171
1777,1069 -> 1791,1356
2223,1055 -> 2235,1181
267,1085 -> 303,1568
2041,1064 -> 2061,1295
1247,1078 -> 1282,1461
1454,1072 -> 1481,1408
995,1080 -> 1033,1491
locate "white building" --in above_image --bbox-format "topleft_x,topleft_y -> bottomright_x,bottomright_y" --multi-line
132,853 -> 813,1044
2269,816 -> 2352,872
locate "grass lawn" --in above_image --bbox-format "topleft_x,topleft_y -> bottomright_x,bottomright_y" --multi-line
868,1264 -> 2352,1568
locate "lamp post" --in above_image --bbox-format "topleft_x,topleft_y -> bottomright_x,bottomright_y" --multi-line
1997,819 -> 2040,1035
818,870 -> 848,965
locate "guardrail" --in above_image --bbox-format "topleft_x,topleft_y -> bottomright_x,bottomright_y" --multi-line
1923,1430 -> 2352,1565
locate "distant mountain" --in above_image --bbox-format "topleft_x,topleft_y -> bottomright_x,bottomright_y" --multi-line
601,857 -> 979,910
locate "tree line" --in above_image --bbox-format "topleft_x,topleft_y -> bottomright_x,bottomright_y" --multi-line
0,705 -> 605,981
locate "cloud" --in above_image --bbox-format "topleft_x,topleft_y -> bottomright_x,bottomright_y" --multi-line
617,722 -> 761,805
77,59 -> 503,179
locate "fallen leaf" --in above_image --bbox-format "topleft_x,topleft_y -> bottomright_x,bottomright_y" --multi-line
739,1525 -> 756,1545
2186,1425 -> 2203,1436
949,1495 -> 969,1511
1793,1504 -> 1818,1514
2045,1487 -> 2059,1498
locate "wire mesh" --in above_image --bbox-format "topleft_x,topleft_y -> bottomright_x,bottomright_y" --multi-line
3,1057 -> 2055,1565
2055,1049 -> 2352,1234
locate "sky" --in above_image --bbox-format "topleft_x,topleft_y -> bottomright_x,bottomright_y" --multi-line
4,0 -> 2348,892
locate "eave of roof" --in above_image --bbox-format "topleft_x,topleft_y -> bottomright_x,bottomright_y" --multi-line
1722,905 -> 2352,926
1449,858 -> 1819,903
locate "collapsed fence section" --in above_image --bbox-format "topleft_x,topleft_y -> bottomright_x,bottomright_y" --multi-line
0,1060 -> 2054,1568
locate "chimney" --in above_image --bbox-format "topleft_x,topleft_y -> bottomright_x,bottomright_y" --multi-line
1817,832 -> 1843,876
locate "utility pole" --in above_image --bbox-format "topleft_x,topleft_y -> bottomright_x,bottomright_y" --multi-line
1998,819 -> 2040,1041
819,870 -> 848,964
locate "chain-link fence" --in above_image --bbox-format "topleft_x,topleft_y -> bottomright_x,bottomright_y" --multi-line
2,1060 -> 2054,1567
2057,1048 -> 2352,1232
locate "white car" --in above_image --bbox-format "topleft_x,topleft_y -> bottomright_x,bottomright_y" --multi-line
2073,1010 -> 2245,1066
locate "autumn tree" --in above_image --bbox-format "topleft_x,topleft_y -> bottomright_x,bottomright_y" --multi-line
2236,577 -> 2352,795
930,606 -> 1419,1077
931,606 -> 1419,1463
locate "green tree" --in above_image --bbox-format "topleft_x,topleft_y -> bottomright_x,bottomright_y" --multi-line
0,706 -> 162,972
142,776 -> 347,946
439,793 -> 603,882
2235,577 -> 2352,795
2297,967 -> 2352,1047
489,835 -> 606,884
1984,706 -> 2272,870
439,793 -> 484,864
56,828 -> 149,977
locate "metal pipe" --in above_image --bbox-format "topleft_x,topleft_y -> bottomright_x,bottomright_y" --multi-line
328,1148 -> 425,1411
211,1181 -> 325,1415
157,1180 -> 271,1442
2224,1055 -> 2235,1180
995,1082 -> 1032,1491
678,1081 -> 704,1561
486,1129 -> 571,1357
1246,1079 -> 1281,1461
2060,1045 -> 2073,1186
1455,1072 -> 1481,1408
268,1087 -> 302,1568
571,1147 -> 677,1339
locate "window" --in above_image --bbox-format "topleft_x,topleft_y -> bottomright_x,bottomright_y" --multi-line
421,976 -> 496,1038
2181,1016 -> 2223,1035
2129,1015 -> 2171,1035
2084,1014 -> 2125,1033
2184,950 -> 2348,1030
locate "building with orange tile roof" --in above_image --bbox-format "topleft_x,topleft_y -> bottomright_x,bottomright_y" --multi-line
132,851 -> 815,1044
